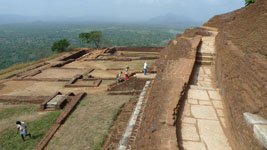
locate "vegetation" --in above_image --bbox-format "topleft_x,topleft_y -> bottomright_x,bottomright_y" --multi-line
0,52 -> 65,80
0,22 -> 188,69
51,39 -> 70,52
245,0 -> 256,5
0,105 -> 37,120
79,31 -> 103,48
0,111 -> 61,150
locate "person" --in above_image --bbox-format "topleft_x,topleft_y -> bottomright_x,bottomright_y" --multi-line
16,121 -> 31,141
116,72 -> 122,83
144,61 -> 147,75
125,67 -> 129,80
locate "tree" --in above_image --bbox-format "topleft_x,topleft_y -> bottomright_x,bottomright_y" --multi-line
79,30 -> 103,48
245,0 -> 256,5
51,39 -> 70,52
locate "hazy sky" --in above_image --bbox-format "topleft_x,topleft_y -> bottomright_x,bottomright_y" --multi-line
0,0 -> 244,22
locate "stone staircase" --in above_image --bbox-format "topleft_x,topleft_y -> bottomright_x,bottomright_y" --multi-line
196,52 -> 216,65
180,34 -> 232,150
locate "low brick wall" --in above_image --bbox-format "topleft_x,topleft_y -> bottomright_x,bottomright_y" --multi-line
113,46 -> 164,52
0,96 -> 50,104
60,50 -> 87,61
35,92 -> 86,150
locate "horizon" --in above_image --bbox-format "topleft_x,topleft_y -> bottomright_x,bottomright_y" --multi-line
0,0 -> 244,24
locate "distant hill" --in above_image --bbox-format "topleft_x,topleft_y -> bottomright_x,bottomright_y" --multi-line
0,14 -> 34,24
148,13 -> 201,26
0,14 -> 138,24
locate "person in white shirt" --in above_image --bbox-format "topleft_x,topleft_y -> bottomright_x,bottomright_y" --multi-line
16,121 -> 31,141
144,61 -> 147,75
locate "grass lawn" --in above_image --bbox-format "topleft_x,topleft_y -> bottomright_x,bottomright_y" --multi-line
46,92 -> 134,150
0,104 -> 37,120
0,111 -> 61,150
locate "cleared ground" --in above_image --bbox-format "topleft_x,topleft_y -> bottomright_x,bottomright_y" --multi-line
0,81 -> 66,96
32,68 -> 90,79
0,48 -> 159,150
46,92 -> 135,150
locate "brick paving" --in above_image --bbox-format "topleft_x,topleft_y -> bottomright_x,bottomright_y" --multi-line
181,32 -> 232,150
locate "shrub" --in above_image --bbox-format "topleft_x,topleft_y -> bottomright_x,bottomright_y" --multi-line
245,0 -> 256,6
51,39 -> 70,52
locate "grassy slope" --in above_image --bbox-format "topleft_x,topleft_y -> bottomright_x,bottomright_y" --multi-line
0,105 -> 37,120
0,111 -> 61,150
46,93 -> 133,150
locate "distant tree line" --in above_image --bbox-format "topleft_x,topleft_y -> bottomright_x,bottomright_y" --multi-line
0,22 -> 185,69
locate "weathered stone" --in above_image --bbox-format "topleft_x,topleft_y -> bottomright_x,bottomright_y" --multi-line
208,90 -> 221,100
216,109 -> 224,117
183,117 -> 197,124
183,141 -> 206,150
243,112 -> 267,126
188,99 -> 198,105
182,123 -> 200,141
253,124 -> 267,148
212,100 -> 223,109
198,119 -> 232,150
191,105 -> 217,120
188,89 -> 210,100
199,100 -> 211,105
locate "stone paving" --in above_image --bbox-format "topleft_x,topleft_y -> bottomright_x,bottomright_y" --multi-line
181,32 -> 232,150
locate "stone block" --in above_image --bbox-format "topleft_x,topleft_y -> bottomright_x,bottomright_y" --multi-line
199,100 -> 211,105
191,105 -> 217,120
182,123 -> 200,141
253,124 -> 267,148
208,91 -> 221,100
212,100 -> 223,109
183,117 -> 197,124
188,89 -> 210,100
198,119 -> 232,150
243,112 -> 267,126
188,99 -> 198,105
183,141 -> 206,150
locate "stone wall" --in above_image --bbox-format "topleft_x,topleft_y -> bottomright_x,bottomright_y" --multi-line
131,31 -> 201,149
114,46 -> 164,52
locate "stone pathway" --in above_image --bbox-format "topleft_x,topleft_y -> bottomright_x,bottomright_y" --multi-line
181,32 -> 232,150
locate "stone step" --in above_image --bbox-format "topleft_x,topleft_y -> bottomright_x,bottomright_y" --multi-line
196,55 -> 214,61
190,85 -> 219,91
197,52 -> 216,57
196,60 -> 214,65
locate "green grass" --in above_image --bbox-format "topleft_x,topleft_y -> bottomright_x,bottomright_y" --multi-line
0,105 -> 38,121
92,103 -> 125,150
0,111 -> 61,150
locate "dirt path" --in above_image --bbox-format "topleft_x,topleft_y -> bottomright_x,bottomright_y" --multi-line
179,31 -> 232,150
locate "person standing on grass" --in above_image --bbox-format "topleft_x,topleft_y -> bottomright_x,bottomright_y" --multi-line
144,61 -> 147,75
16,121 -> 31,141
125,66 -> 129,80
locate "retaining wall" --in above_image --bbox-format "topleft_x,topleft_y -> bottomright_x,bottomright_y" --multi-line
131,30 -> 202,149
113,46 -> 164,52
